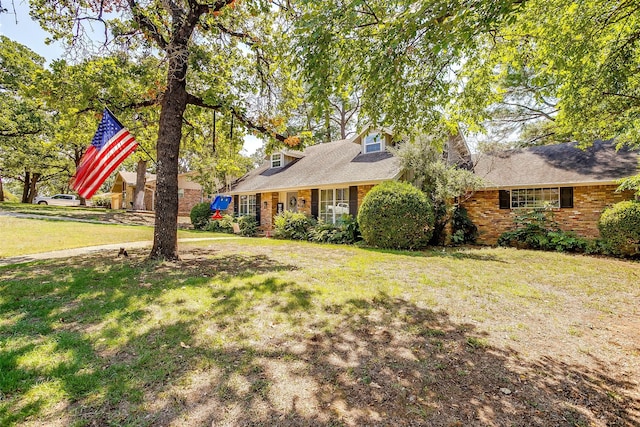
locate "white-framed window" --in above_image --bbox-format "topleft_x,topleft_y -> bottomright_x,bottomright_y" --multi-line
271,153 -> 283,168
319,188 -> 349,224
178,188 -> 185,199
511,187 -> 560,209
239,194 -> 257,216
364,132 -> 384,154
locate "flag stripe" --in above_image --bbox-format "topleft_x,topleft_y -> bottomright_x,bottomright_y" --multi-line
71,146 -> 98,188
73,129 -> 133,191
71,108 -> 139,199
78,135 -> 138,199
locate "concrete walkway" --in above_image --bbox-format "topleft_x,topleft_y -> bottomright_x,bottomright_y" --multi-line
0,237 -> 239,267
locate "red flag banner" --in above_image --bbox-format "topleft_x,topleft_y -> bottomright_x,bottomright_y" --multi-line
71,109 -> 138,199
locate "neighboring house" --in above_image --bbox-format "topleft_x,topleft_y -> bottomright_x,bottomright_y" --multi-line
110,170 -> 205,215
464,140 -> 639,244
110,171 -> 156,210
228,128 -> 471,230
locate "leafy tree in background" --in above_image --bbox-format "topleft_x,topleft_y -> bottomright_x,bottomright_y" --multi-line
455,0 -> 640,149
295,0 -> 525,134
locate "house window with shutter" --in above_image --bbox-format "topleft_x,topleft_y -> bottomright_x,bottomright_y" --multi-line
239,195 -> 257,216
503,187 -> 573,209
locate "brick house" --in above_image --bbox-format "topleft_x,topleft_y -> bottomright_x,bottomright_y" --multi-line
228,128 -> 404,229
465,141 -> 639,244
110,170 -> 205,215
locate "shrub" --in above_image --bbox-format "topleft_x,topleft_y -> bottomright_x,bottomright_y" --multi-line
91,193 -> 112,208
190,202 -> 212,230
273,211 -> 316,240
308,215 -> 361,244
450,205 -> 478,245
237,215 -> 258,237
598,200 -> 640,257
205,214 -> 235,233
357,181 -> 434,250
498,210 -> 588,252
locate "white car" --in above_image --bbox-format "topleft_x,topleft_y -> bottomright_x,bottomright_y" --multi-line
327,202 -> 349,215
33,194 -> 81,206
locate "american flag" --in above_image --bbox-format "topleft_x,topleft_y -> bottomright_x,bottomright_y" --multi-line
71,109 -> 138,199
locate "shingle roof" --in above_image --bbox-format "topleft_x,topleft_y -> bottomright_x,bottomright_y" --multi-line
118,171 -> 157,185
231,139 -> 401,193
473,140 -> 639,188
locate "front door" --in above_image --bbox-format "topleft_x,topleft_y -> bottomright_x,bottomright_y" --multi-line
286,192 -> 298,212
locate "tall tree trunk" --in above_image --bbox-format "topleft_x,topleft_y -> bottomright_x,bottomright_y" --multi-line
28,173 -> 39,204
149,44 -> 190,261
325,109 -> 331,143
340,99 -> 347,140
133,159 -> 147,210
21,171 -> 30,203
0,173 -> 4,202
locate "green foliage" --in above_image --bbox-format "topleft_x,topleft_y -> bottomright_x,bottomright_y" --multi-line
598,201 -> 640,257
357,181 -> 434,250
450,206 -> 478,245
295,0 -> 522,132
205,214 -> 235,234
308,215 -> 361,245
498,210 -> 588,253
190,202 -> 212,230
91,193 -> 112,208
273,211 -> 316,240
456,0 -> 640,149
394,131 -> 484,244
237,215 -> 258,237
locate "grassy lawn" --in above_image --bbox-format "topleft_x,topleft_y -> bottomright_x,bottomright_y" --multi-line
0,202 -> 116,220
0,208 -> 223,257
1,228 -> 639,426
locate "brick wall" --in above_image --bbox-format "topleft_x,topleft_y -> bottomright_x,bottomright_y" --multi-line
260,192 -> 279,230
178,188 -> 203,216
463,184 -> 635,245
358,184 -> 375,210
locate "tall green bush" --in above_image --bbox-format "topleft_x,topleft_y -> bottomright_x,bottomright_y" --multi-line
357,181 -> 434,249
190,202 -> 211,230
599,201 -> 640,257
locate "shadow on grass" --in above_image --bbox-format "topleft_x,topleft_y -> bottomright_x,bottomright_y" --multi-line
0,248 -> 638,426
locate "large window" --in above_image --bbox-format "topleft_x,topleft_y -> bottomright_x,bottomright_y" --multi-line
319,188 -> 349,223
239,195 -> 257,216
509,188 -> 560,209
364,132 -> 383,153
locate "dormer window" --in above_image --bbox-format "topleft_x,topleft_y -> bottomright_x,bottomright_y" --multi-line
364,132 -> 384,153
271,153 -> 283,168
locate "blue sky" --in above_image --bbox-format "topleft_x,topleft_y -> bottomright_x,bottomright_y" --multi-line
0,2 -> 264,154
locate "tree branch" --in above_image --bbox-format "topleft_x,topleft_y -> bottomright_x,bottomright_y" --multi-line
127,0 -> 169,49
186,94 -> 287,142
